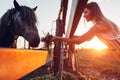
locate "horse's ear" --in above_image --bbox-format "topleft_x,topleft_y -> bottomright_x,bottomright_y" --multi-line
14,0 -> 20,10
33,6 -> 38,11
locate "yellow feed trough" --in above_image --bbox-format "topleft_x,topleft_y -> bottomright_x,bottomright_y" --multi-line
0,48 -> 48,80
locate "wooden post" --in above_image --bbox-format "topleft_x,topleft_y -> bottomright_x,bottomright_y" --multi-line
64,0 -> 88,72
53,0 -> 68,78
53,19 -> 63,75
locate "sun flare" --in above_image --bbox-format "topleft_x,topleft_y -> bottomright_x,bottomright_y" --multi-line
89,36 -> 108,50
75,36 -> 108,50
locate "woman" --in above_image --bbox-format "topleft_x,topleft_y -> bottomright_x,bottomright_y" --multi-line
52,2 -> 120,50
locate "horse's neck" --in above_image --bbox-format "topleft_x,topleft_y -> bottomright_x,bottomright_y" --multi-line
0,25 -> 15,47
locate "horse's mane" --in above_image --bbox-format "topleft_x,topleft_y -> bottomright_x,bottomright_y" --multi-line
0,8 -> 15,47
0,8 -> 15,35
0,6 -> 37,47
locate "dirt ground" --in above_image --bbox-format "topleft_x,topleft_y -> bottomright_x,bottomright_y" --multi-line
77,66 -> 120,80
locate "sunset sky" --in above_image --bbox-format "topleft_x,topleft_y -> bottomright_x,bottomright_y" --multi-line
0,0 -> 120,49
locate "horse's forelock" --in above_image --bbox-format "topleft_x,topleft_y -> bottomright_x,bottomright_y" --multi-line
19,6 -> 37,26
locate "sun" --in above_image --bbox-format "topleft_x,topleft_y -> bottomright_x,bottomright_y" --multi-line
75,36 -> 108,50
89,36 -> 108,50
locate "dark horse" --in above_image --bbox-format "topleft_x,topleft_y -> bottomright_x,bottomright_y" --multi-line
0,0 -> 40,47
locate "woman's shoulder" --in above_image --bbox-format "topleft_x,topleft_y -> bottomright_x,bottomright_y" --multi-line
94,22 -> 110,33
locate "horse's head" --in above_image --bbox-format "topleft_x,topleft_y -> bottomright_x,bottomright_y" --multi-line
13,0 -> 40,47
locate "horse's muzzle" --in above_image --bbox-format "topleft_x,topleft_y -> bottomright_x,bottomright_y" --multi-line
29,37 -> 40,47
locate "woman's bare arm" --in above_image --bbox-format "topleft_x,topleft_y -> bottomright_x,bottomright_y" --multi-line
52,26 -> 98,44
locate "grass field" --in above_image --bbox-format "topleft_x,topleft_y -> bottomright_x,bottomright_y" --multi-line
76,48 -> 120,79
29,48 -> 120,80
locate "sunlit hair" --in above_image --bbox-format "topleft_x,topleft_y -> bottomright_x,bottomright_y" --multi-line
86,2 -> 105,22
85,2 -> 120,34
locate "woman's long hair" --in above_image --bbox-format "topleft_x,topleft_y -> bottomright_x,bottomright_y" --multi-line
86,2 -> 120,34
